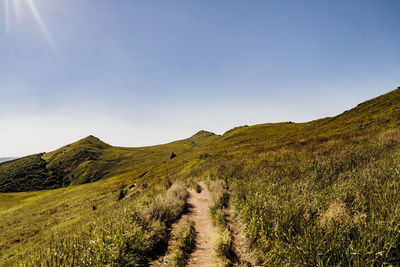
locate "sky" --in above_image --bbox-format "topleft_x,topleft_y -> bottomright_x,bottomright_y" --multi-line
1,0 -> 400,157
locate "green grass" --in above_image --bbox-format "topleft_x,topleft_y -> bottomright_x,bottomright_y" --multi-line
0,153 -> 64,192
0,131 -> 218,192
207,180 -> 235,267
224,132 -> 400,265
17,182 -> 187,266
0,175 -> 122,264
164,215 -> 196,267
1,87 -> 400,265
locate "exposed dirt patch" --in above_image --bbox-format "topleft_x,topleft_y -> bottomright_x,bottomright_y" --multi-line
187,182 -> 214,267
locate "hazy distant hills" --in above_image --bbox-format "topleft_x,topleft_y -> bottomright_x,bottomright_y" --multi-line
0,158 -> 17,163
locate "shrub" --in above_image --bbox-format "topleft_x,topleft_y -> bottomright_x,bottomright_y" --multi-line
117,186 -> 126,200
142,183 -> 188,227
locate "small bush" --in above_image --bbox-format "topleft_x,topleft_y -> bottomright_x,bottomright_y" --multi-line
189,181 -> 202,193
117,186 -> 126,200
142,183 -> 188,227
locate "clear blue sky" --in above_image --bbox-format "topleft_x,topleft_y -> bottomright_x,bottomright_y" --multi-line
1,0 -> 400,156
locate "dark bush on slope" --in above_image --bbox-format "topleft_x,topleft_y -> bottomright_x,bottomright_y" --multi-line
0,154 -> 64,192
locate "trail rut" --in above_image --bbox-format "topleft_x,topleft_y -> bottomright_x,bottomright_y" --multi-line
186,182 -> 214,267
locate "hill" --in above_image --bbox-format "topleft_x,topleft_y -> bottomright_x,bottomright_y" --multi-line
0,158 -> 17,163
218,88 -> 400,150
1,87 -> 400,265
0,131 -> 217,192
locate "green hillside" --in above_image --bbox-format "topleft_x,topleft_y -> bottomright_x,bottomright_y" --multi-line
0,131 -> 217,192
0,153 -> 64,192
1,88 -> 400,265
218,87 -> 400,150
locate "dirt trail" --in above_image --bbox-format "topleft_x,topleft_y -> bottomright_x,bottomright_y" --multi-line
186,182 -> 214,267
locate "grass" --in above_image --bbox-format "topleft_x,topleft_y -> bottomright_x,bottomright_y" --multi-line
164,215 -> 196,267
0,131 -> 218,192
0,153 -> 64,192
223,130 -> 400,265
207,180 -> 235,267
1,87 -> 400,265
25,183 -> 188,266
0,179 -> 117,264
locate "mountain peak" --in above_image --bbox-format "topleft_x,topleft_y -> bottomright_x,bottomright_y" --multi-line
76,135 -> 110,148
82,135 -> 101,141
191,130 -> 216,138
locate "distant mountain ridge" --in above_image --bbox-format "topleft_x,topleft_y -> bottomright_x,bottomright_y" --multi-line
0,158 -> 17,163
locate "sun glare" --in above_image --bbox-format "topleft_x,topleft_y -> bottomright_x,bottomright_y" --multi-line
3,0 -> 56,51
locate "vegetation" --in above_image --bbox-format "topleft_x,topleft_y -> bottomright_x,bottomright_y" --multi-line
0,132 -> 218,192
223,130 -> 400,265
164,215 -> 196,266
208,180 -> 235,266
25,183 -> 187,266
0,153 -> 63,192
1,88 -> 400,265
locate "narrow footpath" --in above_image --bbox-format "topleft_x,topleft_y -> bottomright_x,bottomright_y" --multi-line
186,182 -> 214,267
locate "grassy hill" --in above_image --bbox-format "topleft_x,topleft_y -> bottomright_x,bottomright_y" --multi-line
217,87 -> 400,150
0,158 -> 17,163
1,87 -> 400,265
0,131 -> 218,192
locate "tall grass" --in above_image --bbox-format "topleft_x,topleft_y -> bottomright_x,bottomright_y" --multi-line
25,183 -> 188,266
223,130 -> 400,265
208,180 -> 235,266
164,215 -> 196,266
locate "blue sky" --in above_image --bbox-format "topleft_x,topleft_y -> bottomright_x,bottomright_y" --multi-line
1,0 -> 400,156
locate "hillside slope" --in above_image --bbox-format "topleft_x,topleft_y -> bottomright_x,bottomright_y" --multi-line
216,88 -> 400,151
0,131 -> 217,192
2,88 -> 398,193
1,87 -> 400,266
0,158 -> 17,163
0,154 -> 64,192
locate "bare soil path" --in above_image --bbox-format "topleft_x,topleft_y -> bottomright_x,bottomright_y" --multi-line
186,182 -> 214,267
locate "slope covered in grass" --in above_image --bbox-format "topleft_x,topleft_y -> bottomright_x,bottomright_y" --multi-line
190,88 -> 400,265
0,154 -> 64,192
0,158 -> 17,163
1,88 -> 400,265
0,131 -> 218,192
218,88 -> 400,151
0,131 -> 218,264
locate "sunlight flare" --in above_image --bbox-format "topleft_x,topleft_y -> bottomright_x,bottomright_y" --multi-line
12,0 -> 22,23
25,0 -> 56,49
4,0 -> 10,33
3,0 -> 56,51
